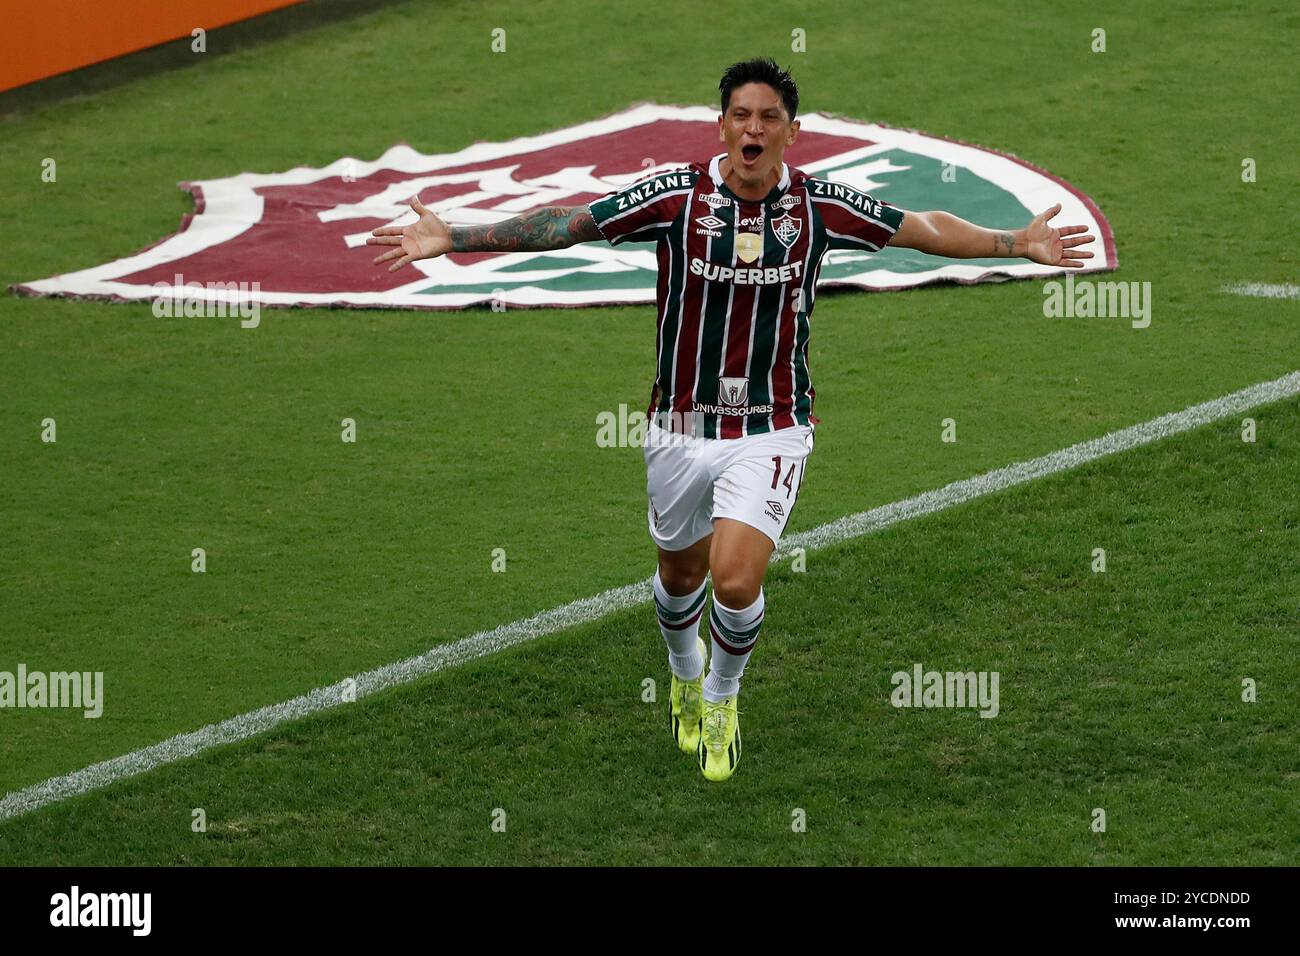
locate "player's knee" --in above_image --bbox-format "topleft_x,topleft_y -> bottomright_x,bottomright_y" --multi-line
658,557 -> 707,595
711,569 -> 761,609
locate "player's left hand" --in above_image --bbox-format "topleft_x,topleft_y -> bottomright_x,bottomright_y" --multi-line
1024,203 -> 1095,268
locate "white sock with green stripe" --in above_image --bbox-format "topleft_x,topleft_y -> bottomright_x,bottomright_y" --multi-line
704,589 -> 765,702
653,571 -> 707,680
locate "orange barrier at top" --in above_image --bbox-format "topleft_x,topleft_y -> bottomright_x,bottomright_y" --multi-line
0,0 -> 306,93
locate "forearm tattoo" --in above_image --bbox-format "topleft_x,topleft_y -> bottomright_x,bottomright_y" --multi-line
994,231 -> 1017,256
451,205 -> 603,252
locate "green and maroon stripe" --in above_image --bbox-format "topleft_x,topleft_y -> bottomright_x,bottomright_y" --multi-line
655,586 -> 708,632
709,604 -> 766,655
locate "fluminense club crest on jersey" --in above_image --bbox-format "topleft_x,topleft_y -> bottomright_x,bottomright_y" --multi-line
12,104 -> 1116,312
772,213 -> 801,249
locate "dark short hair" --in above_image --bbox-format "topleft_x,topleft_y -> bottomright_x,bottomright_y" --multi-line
719,57 -> 799,120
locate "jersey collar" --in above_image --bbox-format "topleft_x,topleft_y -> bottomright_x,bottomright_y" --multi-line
708,152 -> 790,203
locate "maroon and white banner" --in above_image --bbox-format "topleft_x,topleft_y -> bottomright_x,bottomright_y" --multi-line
13,104 -> 1116,312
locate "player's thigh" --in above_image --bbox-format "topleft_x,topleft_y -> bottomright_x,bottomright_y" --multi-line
711,427 -> 812,545
644,424 -> 715,554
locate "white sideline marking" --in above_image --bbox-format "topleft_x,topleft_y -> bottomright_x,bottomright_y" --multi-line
3,369 -> 1299,824
1224,282 -> 1300,300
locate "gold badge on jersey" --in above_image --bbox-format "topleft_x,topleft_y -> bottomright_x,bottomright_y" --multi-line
735,231 -> 763,264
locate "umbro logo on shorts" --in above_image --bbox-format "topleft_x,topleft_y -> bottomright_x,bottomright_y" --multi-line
764,500 -> 786,522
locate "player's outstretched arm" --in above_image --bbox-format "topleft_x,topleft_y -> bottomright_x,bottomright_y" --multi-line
367,195 -> 603,272
887,203 -> 1095,268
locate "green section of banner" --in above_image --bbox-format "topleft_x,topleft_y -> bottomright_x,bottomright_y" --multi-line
816,149 -> 1034,278
495,256 -> 594,272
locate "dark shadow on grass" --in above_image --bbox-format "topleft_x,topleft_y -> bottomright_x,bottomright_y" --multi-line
0,0 -> 412,117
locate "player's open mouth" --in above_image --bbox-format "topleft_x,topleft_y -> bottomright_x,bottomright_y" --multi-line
741,144 -> 763,165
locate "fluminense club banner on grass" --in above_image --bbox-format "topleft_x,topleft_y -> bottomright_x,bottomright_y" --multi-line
14,104 -> 1117,311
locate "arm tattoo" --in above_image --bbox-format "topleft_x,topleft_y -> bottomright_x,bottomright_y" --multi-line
451,205 -> 603,253
994,231 -> 1017,256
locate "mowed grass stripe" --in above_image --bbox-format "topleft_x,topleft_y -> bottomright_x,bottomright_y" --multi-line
2,368 -> 1297,825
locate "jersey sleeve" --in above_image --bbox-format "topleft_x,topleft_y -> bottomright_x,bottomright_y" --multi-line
809,178 -> 905,252
587,168 -> 696,246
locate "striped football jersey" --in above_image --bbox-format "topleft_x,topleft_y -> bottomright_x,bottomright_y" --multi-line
588,153 -> 904,438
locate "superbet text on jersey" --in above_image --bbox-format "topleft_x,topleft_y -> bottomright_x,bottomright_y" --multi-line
588,154 -> 904,439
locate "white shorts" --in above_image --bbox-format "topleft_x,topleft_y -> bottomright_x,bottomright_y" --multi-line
643,421 -> 814,551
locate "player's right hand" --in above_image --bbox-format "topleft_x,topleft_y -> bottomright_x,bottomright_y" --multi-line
367,194 -> 451,272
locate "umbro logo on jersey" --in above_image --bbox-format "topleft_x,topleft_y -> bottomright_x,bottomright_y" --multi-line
695,213 -> 726,237
700,193 -> 732,209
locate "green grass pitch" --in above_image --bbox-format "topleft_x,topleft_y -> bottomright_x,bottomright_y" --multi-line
0,0 -> 1296,864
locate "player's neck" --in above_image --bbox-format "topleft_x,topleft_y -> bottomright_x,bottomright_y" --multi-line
719,157 -> 780,202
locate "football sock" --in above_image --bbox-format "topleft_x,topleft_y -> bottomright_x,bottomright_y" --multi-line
704,589 -> 765,702
653,570 -> 707,680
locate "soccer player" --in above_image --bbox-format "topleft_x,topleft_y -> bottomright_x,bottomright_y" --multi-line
368,57 -> 1095,781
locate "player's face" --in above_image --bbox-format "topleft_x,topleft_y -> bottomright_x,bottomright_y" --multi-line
718,83 -> 799,188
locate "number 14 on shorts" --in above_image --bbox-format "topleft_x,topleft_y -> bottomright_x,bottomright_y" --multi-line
770,456 -> 799,497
